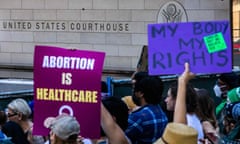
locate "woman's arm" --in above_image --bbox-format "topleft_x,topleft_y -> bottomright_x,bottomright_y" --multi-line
174,62 -> 195,124
101,103 -> 129,144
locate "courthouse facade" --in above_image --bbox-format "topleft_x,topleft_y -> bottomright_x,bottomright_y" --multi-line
0,0 -> 234,78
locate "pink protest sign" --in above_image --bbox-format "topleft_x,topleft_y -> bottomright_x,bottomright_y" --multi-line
148,20 -> 232,75
32,45 -> 105,139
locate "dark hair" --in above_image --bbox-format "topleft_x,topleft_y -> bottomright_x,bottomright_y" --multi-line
132,71 -> 148,83
134,76 -> 164,104
0,110 -> 7,126
196,88 -> 217,128
63,134 -> 78,144
102,96 -> 129,131
219,72 -> 240,90
101,81 -> 108,93
169,81 -> 198,113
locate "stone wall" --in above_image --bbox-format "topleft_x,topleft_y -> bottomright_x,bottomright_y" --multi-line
0,0 -> 230,78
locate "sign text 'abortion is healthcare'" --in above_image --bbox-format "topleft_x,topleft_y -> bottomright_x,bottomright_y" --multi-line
148,20 -> 232,75
33,46 -> 105,139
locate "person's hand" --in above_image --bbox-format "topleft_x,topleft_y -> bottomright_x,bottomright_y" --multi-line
174,62 -> 195,124
205,133 -> 219,144
199,138 -> 212,144
77,135 -> 84,144
178,62 -> 195,83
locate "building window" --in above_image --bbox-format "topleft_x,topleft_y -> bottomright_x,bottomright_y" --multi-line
233,0 -> 240,41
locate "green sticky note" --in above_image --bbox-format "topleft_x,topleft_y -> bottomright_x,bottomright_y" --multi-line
203,32 -> 227,53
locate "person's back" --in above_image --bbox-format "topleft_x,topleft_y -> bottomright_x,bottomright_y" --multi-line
2,121 -> 30,144
126,104 -> 168,143
125,76 -> 168,143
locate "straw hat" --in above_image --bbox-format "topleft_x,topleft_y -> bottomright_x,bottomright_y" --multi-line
154,123 -> 198,144
121,96 -> 137,111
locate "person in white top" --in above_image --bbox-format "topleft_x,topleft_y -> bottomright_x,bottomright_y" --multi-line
165,77 -> 204,141
186,113 -> 204,140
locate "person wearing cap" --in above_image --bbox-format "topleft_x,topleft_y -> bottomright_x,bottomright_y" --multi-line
2,98 -> 45,144
44,114 -> 81,144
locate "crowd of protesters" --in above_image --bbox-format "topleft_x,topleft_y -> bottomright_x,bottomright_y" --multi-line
0,63 -> 239,144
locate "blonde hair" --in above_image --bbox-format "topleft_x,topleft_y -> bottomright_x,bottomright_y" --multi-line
8,98 -> 31,119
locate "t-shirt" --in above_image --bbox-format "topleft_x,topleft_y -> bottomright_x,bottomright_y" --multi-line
125,104 -> 168,144
2,121 -> 30,144
187,113 -> 204,143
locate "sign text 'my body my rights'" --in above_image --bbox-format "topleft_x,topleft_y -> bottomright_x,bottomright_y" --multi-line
148,20 -> 232,75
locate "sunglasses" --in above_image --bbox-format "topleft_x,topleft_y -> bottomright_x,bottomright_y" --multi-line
7,112 -> 18,118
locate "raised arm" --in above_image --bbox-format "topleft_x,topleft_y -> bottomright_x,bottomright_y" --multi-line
100,103 -> 129,144
173,62 -> 195,124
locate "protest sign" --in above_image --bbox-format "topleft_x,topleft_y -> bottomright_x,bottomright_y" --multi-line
32,45 -> 105,139
148,20 -> 232,75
